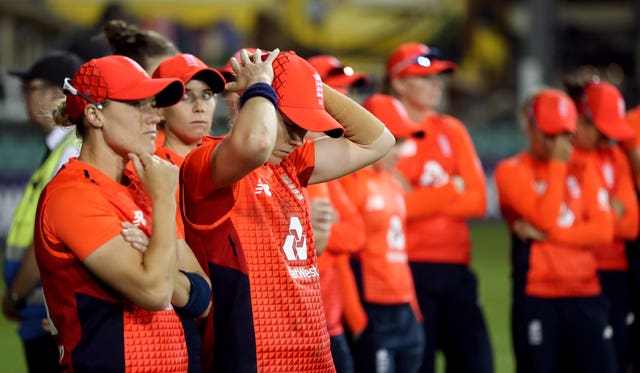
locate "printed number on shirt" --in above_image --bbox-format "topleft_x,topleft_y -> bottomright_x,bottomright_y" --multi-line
283,216 -> 307,261
419,160 -> 449,187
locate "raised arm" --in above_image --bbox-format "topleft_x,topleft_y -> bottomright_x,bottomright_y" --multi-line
209,49 -> 280,187
309,84 -> 395,184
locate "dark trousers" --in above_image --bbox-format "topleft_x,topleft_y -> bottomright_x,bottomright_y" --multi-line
512,294 -> 617,373
410,262 -> 494,373
331,333 -> 355,373
23,333 -> 62,373
599,270 -> 632,373
354,303 -> 424,373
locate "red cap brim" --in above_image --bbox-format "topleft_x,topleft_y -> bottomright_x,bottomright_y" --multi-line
110,78 -> 184,108
280,106 -> 344,138
395,60 -> 457,78
324,73 -> 369,90
596,117 -> 635,141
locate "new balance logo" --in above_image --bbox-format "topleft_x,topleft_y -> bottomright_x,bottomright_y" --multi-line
132,210 -> 146,227
282,216 -> 307,261
255,178 -> 272,196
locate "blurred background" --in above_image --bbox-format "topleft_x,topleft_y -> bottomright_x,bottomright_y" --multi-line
0,0 -> 638,371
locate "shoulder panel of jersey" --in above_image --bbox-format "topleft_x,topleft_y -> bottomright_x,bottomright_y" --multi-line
37,159 -> 146,261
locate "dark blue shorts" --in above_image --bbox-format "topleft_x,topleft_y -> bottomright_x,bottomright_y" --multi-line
511,294 -> 617,373
409,262 -> 493,373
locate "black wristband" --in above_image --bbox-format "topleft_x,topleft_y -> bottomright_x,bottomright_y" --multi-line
239,82 -> 278,108
173,270 -> 211,318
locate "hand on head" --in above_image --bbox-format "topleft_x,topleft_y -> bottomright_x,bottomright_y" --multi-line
129,153 -> 179,201
225,48 -> 280,93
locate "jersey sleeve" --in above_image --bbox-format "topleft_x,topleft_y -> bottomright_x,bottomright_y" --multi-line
494,156 -> 567,233
547,161 -> 614,246
181,137 -> 220,201
42,185 -> 122,261
335,253 -> 367,335
288,139 -> 316,187
326,179 -> 366,254
610,147 -> 639,240
440,120 -> 487,218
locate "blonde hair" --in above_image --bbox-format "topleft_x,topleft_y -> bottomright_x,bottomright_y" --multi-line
52,98 -> 86,139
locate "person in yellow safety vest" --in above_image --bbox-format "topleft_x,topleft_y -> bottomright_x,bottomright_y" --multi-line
3,51 -> 83,372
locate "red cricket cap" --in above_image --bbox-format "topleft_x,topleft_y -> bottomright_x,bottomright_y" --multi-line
307,55 -> 369,93
386,42 -> 457,79
153,53 -> 226,93
65,55 -> 184,121
579,81 -> 634,141
273,51 -> 344,138
528,89 -> 577,135
219,48 -> 257,83
363,93 -> 424,139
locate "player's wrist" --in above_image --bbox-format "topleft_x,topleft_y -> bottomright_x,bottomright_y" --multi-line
6,288 -> 26,310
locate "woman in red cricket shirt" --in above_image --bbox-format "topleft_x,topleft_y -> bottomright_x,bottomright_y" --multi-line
566,79 -> 638,373
495,88 -> 617,373
340,93 -> 425,373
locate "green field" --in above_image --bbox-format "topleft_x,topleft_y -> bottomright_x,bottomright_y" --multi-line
0,220 -> 514,373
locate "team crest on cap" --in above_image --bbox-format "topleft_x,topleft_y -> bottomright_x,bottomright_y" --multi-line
182,54 -> 200,67
123,56 -> 150,77
557,99 -> 569,119
314,73 -> 324,106
618,97 -> 626,117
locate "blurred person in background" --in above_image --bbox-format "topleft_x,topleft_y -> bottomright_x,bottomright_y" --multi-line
103,19 -> 180,76
35,55 -> 211,372
179,48 -> 395,372
566,79 -> 638,373
339,93 -> 425,373
306,54 -> 370,373
2,51 -> 83,373
382,42 -> 493,373
623,103 -> 640,372
495,89 -> 617,373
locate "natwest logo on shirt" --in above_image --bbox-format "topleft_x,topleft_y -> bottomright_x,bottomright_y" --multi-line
282,216 -> 307,261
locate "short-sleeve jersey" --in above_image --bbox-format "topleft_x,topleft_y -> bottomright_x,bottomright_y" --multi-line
341,167 -> 416,304
180,136 -> 334,373
495,152 -> 613,297
34,158 -> 188,372
395,113 -> 487,264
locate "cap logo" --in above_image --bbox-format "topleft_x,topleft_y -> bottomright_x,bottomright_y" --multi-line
618,97 -> 626,117
182,54 -> 200,67
123,56 -> 149,78
557,99 -> 569,119
314,72 -> 324,106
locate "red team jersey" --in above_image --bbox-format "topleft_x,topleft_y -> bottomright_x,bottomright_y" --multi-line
180,136 -> 334,373
395,113 -> 486,264
310,180 -> 367,337
341,167 -> 417,304
495,153 -> 614,297
572,147 -> 638,270
155,145 -> 187,236
34,159 -> 188,372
